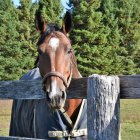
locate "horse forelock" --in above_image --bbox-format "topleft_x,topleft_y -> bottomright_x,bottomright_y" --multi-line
37,24 -> 62,46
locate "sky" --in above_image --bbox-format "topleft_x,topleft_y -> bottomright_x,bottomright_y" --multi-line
12,0 -> 70,9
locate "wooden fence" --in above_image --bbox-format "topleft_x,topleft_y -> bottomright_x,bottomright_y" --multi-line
0,74 -> 140,140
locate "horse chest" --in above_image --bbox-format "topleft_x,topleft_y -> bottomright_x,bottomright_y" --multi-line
64,99 -> 82,124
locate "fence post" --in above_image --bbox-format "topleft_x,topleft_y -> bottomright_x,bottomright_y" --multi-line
87,75 -> 120,140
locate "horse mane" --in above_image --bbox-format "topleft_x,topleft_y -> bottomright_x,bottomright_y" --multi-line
71,51 -> 82,78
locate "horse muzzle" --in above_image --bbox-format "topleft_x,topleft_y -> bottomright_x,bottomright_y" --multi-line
42,71 -> 69,109
45,90 -> 66,109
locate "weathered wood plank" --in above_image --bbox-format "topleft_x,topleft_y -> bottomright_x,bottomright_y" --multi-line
0,136 -> 44,140
120,88 -> 140,99
67,78 -> 87,98
0,75 -> 140,99
0,80 -> 45,99
87,75 -> 120,140
0,78 -> 87,99
119,75 -> 140,98
119,75 -> 140,88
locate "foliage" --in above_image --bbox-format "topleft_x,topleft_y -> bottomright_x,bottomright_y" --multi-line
0,0 -> 140,80
0,0 -> 24,80
39,0 -> 62,26
70,0 -> 140,76
0,0 -> 62,80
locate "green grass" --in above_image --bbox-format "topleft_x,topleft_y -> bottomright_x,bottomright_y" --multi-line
0,99 -> 140,140
120,99 -> 140,140
121,122 -> 140,140
0,100 -> 12,136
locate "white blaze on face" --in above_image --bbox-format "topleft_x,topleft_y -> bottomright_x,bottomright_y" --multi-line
50,80 -> 57,96
48,37 -> 59,51
48,37 -> 59,96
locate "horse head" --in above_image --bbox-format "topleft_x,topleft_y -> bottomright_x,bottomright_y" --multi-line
35,11 -> 80,109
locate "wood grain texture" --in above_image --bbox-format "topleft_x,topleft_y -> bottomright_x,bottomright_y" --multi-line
67,78 -> 87,98
87,75 -> 120,140
120,88 -> 140,99
0,80 -> 45,99
119,75 -> 140,88
119,75 -> 140,99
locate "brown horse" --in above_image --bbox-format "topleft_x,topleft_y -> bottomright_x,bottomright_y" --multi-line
10,9 -> 87,140
35,10 -> 82,123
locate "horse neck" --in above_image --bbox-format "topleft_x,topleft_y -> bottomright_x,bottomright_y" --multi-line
71,52 -> 82,78
65,53 -> 82,123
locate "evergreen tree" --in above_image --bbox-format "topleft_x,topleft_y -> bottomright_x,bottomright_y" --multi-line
0,0 -> 23,80
0,0 -> 37,80
39,0 -> 62,26
0,0 -> 63,80
70,0 -> 140,76
70,0 -> 117,76
17,0 -> 37,70
18,0 -> 39,55
114,0 -> 140,73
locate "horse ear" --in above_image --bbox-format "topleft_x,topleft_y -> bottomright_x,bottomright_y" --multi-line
35,10 -> 47,34
62,11 -> 72,34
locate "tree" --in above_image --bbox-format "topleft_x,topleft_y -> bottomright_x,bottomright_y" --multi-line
0,0 -> 63,80
0,0 -> 37,80
0,0 -> 23,80
70,0 -> 140,76
39,0 -> 62,26
114,0 -> 140,74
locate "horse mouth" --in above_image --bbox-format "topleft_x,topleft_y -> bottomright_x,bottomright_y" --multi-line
46,91 -> 66,109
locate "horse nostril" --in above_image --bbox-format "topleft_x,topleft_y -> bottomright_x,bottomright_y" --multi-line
62,91 -> 66,99
46,92 -> 51,101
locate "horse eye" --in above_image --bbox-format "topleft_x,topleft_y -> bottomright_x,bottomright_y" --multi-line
67,48 -> 72,54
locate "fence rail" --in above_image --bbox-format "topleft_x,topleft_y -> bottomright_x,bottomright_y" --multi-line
0,75 -> 140,99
